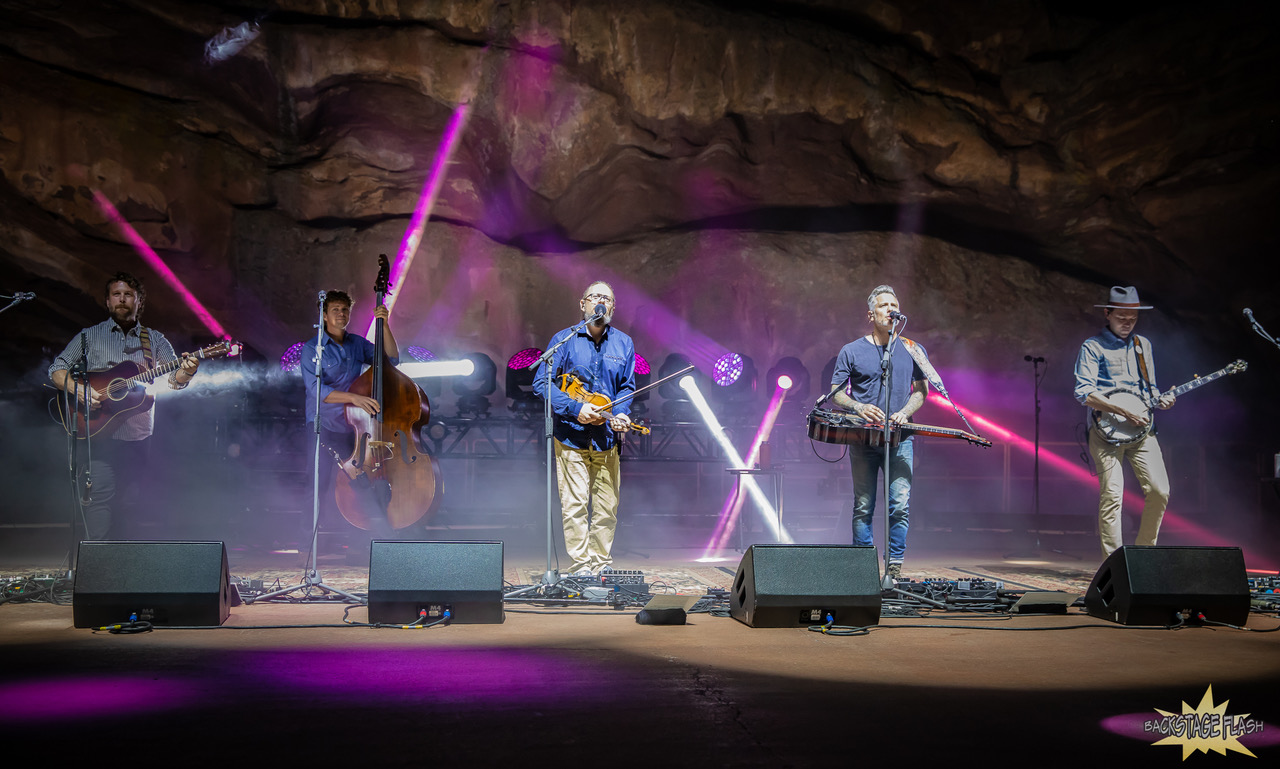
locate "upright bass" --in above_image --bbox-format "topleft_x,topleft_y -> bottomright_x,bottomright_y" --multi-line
335,255 -> 439,530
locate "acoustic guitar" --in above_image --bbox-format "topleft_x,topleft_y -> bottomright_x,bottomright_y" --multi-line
57,341 -> 232,437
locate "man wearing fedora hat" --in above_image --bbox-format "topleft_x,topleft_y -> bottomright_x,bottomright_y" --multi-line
1074,285 -> 1176,556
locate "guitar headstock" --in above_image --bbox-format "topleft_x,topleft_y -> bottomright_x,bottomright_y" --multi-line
198,340 -> 238,359
968,434 -> 994,449
1226,359 -> 1248,375
374,253 -> 391,299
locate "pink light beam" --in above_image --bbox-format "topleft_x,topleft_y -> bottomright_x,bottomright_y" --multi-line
92,191 -> 227,340
367,102 -> 472,336
928,394 -> 1274,569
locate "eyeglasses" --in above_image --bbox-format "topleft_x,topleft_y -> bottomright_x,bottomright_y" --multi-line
584,293 -> 615,304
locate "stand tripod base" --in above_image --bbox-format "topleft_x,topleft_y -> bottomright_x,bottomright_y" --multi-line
249,568 -> 365,604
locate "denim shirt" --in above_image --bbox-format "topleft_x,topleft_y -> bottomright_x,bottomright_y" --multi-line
1074,328 -> 1158,410
531,324 -> 636,451
301,332 -> 397,432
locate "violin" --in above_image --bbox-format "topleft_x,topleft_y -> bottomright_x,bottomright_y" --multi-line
334,255 -> 440,531
556,373 -> 650,435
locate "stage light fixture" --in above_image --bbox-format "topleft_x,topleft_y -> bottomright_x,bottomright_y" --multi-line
715,353 -> 757,408
766,357 -> 811,401
631,353 -> 652,416
454,352 -> 497,417
281,342 -> 304,373
506,348 -> 544,414
713,353 -> 744,386
659,353 -> 700,421
819,355 -> 837,393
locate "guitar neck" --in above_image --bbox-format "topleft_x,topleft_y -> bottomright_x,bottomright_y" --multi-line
1167,368 -> 1231,398
116,345 -> 224,386
122,357 -> 184,386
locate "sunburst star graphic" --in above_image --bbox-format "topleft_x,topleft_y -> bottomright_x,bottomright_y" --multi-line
1152,685 -> 1258,759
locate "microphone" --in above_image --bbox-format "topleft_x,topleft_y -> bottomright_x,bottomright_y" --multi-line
18,292 -> 35,301
318,290 -> 327,304
1024,355 -> 1045,363
1244,308 -> 1255,322
588,302 -> 608,323
888,310 -> 907,322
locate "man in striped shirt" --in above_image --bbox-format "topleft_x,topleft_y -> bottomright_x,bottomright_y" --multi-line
49,272 -> 200,539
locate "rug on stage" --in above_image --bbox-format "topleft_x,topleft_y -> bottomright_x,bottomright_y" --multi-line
232,562 -> 1093,597
230,562 -> 738,597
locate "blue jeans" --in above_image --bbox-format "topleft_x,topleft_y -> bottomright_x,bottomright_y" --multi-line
849,439 -> 914,562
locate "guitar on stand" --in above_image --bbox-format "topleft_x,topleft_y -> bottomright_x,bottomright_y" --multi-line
1092,359 -> 1248,445
55,341 -> 234,437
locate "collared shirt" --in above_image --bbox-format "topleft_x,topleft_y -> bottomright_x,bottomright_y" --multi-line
830,336 -> 927,419
1073,328 -> 1159,409
49,318 -> 186,441
531,324 -> 636,451
300,331 -> 397,433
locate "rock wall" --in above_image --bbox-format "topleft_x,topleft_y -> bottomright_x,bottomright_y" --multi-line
1,0 -> 1277,422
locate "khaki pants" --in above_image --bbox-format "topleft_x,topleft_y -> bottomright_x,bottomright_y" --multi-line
1089,429 -> 1170,556
554,441 -> 621,573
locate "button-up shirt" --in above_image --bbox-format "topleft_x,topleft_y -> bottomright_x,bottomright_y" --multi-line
49,318 -> 186,441
532,324 -> 636,451
1074,328 -> 1159,411
300,332 -> 396,432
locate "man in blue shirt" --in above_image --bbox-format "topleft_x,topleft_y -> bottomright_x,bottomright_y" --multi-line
1074,285 -> 1174,556
532,281 -> 636,576
829,285 -> 928,580
300,290 -> 398,550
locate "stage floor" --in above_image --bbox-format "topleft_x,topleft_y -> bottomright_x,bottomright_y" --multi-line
3,547 -> 1279,765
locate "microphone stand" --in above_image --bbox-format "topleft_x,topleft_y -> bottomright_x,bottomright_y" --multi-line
63,336 -> 91,578
506,310 -> 603,597
0,291 -> 35,315
879,317 -> 903,589
252,293 -> 363,603
1245,309 -> 1280,353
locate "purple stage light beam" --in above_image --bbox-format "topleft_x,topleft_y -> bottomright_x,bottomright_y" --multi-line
702,377 -> 792,558
366,102 -> 472,336
92,191 -> 228,340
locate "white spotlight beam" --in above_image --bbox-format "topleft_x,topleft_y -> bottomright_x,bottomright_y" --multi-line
680,376 -> 793,544
397,359 -> 476,378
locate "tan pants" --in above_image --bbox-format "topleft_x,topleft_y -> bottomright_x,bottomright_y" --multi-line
1089,429 -> 1170,556
554,441 -> 621,573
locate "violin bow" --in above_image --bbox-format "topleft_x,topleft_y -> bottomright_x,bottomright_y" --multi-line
600,364 -> 695,411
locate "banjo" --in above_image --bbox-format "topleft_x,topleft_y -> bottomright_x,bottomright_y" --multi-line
1092,359 -> 1247,445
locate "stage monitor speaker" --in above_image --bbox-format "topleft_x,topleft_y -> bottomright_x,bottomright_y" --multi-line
73,541 -> 231,628
729,544 -> 881,628
1084,545 -> 1249,626
368,540 -> 505,625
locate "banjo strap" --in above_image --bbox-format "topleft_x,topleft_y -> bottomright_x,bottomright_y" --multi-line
1132,335 -> 1156,398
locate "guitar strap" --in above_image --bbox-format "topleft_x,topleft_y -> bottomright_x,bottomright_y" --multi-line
139,327 -> 155,378
1132,334 -> 1159,435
